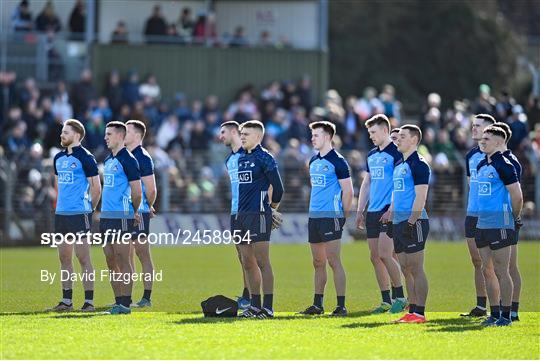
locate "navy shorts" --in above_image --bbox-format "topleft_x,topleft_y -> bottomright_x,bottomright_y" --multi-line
308,217 -> 345,243
511,228 -> 520,246
366,205 -> 390,239
99,218 -> 137,240
133,213 -> 151,236
235,213 -> 272,243
393,219 -> 429,254
55,213 -> 92,234
465,216 -> 478,239
475,228 -> 515,250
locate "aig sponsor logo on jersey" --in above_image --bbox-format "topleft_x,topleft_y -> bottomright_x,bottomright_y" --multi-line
104,174 -> 115,187
470,169 -> 478,182
371,166 -> 384,180
478,182 -> 492,196
228,169 -> 239,183
310,174 -> 326,187
238,170 -> 252,183
393,177 -> 405,192
57,171 -> 74,184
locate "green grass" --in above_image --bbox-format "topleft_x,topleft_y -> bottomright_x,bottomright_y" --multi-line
1,242 -> 540,359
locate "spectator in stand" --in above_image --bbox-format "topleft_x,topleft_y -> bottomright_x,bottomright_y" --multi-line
507,104 -> 529,152
11,0 -> 33,32
91,97 -> 112,123
343,95 -> 363,149
105,71 -> 122,117
3,120 -> 29,160
173,93 -> 191,121
111,21 -> 129,43
452,127 -> 470,154
69,0 -> 85,38
261,81 -> 284,110
495,90 -> 515,122
35,1 -> 61,33
3,106 -> 23,138
258,30 -> 273,47
355,86 -> 384,121
193,11 -> 217,45
139,74 -> 161,101
144,5 -> 168,42
229,26 -> 249,47
18,77 -> 39,108
420,92 -> 442,133
189,120 -> 211,150
70,68 -> 96,117
225,90 -> 258,123
45,30 -> 64,81
418,127 -> 434,166
191,99 -> 203,121
177,7 -> 194,41
142,96 -> 158,131
51,81 -> 73,122
200,166 -> 216,211
380,84 -> 402,123
265,108 -> 289,145
297,75 -> 312,112
201,94 -> 221,121
288,107 -> 310,143
22,99 -> 41,141
40,97 -> 54,127
185,174 -> 202,212
473,83 -> 495,115
84,112 -> 106,152
432,128 -> 457,172
526,95 -> 540,131
122,71 -> 140,106
156,114 -> 179,149
0,71 -> 17,124
43,114 -> 62,151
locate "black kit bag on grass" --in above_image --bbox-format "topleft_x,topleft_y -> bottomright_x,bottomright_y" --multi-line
201,295 -> 238,317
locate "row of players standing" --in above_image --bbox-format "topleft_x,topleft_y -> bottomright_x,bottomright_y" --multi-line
50,119 -> 156,313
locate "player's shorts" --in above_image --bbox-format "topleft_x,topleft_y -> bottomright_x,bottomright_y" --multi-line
133,212 -> 151,236
308,217 -> 345,243
230,214 -> 241,233
393,219 -> 429,254
366,205 -> 390,239
234,212 -> 272,243
54,213 -> 92,235
99,218 -> 137,241
475,228 -> 515,250
464,216 -> 478,239
511,228 -> 519,246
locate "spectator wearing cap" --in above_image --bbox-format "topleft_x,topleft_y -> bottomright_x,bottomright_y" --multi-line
507,104 -> 529,152
11,0 -> 33,32
35,1 -> 61,33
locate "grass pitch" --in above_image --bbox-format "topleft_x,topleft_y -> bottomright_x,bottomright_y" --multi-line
1,242 -> 539,359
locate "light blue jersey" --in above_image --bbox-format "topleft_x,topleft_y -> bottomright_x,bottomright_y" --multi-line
101,148 -> 141,219
465,146 -> 484,216
476,152 -> 518,229
54,145 -> 98,215
366,142 -> 402,212
392,151 -> 431,223
309,149 -> 351,218
225,148 -> 244,215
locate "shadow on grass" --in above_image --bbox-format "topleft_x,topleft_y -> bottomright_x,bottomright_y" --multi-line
172,316 -> 240,325
341,321 -> 392,329
425,317 -> 485,332
0,310 -> 52,317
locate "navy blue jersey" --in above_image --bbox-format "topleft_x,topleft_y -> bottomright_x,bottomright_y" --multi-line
366,142 -> 402,212
465,146 -> 485,216
101,147 -> 141,219
225,148 -> 244,215
131,145 -> 155,213
502,149 -> 522,183
309,149 -> 351,218
392,151 -> 431,223
238,145 -> 279,213
476,152 -> 518,229
54,145 -> 98,215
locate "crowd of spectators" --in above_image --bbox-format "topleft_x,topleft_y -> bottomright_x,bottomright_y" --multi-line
10,0 -> 292,49
1,67 -> 539,220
